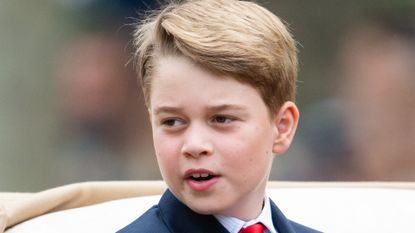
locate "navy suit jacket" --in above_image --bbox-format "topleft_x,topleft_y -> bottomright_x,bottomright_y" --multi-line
117,189 -> 321,233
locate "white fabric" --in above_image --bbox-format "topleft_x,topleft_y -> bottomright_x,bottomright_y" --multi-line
215,214 -> 245,233
268,188 -> 415,233
6,186 -> 415,233
215,196 -> 277,233
6,195 -> 159,233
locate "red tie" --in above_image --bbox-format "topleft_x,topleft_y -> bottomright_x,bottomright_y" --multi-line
238,223 -> 267,233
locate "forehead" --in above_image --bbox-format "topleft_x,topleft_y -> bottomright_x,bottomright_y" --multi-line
149,56 -> 267,112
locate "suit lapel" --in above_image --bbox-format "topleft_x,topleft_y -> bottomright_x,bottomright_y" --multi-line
158,190 -> 230,233
158,190 -> 298,233
269,199 -> 296,233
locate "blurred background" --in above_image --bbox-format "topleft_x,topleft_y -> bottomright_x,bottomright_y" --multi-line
0,0 -> 414,191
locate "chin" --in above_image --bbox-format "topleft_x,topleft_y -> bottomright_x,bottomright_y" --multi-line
184,197 -> 227,215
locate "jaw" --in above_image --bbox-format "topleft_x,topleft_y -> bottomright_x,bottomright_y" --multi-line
175,176 -> 267,220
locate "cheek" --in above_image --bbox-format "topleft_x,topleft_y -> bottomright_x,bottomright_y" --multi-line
221,127 -> 273,171
152,132 -> 180,169
226,126 -> 273,156
217,137 -> 261,170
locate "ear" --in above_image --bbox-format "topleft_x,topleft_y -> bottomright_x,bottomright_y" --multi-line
272,101 -> 299,155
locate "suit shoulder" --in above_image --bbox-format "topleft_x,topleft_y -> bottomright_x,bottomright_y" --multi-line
117,205 -> 171,233
290,220 -> 323,233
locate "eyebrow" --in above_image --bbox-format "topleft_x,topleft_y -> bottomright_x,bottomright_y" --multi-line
206,104 -> 247,112
153,106 -> 183,116
153,104 -> 247,115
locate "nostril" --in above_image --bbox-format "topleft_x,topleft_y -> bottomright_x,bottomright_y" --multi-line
200,150 -> 209,155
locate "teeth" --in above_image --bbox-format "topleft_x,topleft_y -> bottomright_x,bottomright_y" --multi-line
191,173 -> 210,178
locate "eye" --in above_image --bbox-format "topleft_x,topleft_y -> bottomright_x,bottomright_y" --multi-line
211,115 -> 234,124
161,118 -> 185,127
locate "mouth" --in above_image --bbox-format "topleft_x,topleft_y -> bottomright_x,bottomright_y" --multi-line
188,173 -> 216,181
184,169 -> 220,191
185,169 -> 218,181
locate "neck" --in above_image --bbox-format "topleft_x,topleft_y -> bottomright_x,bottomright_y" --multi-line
222,186 -> 266,221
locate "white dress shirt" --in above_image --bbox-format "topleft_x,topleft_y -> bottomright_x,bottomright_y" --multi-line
214,195 -> 278,233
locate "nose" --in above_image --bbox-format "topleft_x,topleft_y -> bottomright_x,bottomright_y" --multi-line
181,123 -> 213,158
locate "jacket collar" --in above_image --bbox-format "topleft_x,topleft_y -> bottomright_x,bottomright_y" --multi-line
159,190 -> 229,233
269,198 -> 296,233
159,190 -> 297,233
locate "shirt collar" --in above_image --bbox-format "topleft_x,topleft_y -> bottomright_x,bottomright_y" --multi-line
214,194 -> 278,233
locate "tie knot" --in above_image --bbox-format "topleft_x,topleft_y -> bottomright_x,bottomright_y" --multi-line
238,223 -> 267,233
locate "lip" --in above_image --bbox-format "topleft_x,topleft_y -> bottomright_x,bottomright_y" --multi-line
184,168 -> 220,191
184,168 -> 217,178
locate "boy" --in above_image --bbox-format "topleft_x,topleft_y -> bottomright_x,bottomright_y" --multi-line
119,0 -> 320,232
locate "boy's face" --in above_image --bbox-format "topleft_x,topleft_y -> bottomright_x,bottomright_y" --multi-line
149,56 -> 296,220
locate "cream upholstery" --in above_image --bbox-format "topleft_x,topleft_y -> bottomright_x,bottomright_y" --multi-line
2,181 -> 415,233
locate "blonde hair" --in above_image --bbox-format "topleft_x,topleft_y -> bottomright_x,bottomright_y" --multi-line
133,0 -> 298,113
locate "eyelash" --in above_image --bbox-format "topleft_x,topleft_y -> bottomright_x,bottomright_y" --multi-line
160,118 -> 185,127
211,115 -> 235,124
159,115 -> 236,128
